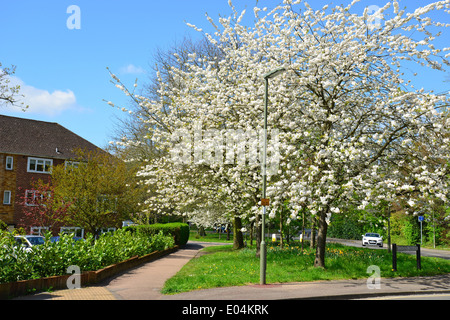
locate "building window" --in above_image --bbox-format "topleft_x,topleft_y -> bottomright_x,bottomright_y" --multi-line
60,227 -> 84,238
28,157 -> 53,174
25,190 -> 37,206
5,156 -> 13,170
25,190 -> 50,206
99,227 -> 116,235
30,226 -> 49,236
65,161 -> 80,169
3,191 -> 11,205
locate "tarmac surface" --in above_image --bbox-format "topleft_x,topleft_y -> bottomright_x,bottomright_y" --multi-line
14,241 -> 450,301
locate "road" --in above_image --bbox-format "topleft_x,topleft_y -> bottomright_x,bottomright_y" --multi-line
331,238 -> 450,300
329,238 -> 450,260
364,293 -> 450,300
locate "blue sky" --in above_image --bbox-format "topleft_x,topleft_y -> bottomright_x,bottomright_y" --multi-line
1,0 -> 449,149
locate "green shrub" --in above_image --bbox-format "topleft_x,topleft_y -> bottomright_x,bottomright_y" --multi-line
403,216 -> 421,245
0,220 -> 7,231
0,229 -> 175,284
128,223 -> 190,246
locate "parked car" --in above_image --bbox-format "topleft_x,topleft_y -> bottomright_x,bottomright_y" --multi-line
362,233 -> 383,247
50,236 -> 84,242
13,235 -> 45,252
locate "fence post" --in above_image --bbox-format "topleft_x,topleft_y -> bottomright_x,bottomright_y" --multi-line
392,243 -> 397,272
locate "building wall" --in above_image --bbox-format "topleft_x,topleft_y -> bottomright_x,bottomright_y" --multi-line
0,153 -> 17,225
0,153 -> 67,230
14,155 -> 65,230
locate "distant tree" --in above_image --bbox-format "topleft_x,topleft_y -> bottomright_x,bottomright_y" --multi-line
0,62 -> 27,110
50,150 -> 144,237
107,35 -> 223,163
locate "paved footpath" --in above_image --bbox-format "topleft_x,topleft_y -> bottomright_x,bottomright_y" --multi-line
104,242 -> 208,300
14,242 -> 211,300
14,241 -> 450,300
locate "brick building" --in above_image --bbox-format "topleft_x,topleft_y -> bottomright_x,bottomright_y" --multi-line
0,115 -> 102,235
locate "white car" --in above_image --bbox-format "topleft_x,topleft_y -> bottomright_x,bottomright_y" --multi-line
14,235 -> 45,252
362,233 -> 383,247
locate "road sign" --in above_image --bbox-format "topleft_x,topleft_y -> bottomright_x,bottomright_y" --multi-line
418,216 -> 424,244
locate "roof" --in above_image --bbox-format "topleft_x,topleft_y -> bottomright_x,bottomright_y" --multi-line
0,115 -> 102,160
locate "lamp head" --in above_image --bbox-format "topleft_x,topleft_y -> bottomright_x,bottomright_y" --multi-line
263,67 -> 286,80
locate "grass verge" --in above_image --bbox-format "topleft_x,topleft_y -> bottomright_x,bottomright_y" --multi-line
189,231 -> 233,243
162,242 -> 450,295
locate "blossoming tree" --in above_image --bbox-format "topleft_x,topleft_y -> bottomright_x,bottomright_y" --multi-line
110,0 -> 450,267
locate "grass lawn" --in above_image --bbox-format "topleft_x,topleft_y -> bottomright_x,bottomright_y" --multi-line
162,242 -> 450,295
189,231 -> 233,243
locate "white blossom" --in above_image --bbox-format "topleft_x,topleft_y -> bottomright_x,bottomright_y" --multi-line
108,0 -> 450,254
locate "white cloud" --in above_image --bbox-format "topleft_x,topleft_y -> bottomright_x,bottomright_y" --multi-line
6,77 -> 78,116
120,64 -> 145,74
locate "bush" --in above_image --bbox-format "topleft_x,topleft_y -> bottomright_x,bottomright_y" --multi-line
403,215 -> 421,245
0,220 -> 7,231
328,217 -> 364,240
0,229 -> 175,284
127,223 -> 190,246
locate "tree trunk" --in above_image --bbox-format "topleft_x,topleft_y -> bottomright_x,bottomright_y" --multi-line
279,211 -> 284,249
249,221 -> 254,246
310,217 -> 316,248
198,226 -> 206,236
233,216 -> 245,250
314,210 -> 328,268
301,208 -> 305,254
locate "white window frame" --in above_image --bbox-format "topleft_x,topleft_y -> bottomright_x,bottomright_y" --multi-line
25,189 -> 51,206
3,190 -> 11,205
31,226 -> 49,236
27,157 -> 53,174
99,227 -> 116,235
25,190 -> 37,206
5,156 -> 13,170
65,160 -> 80,169
60,227 -> 84,238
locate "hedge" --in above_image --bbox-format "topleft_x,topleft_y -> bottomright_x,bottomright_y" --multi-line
0,229 -> 175,285
126,223 -> 190,246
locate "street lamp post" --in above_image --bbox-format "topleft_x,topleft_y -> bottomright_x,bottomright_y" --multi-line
260,67 -> 286,285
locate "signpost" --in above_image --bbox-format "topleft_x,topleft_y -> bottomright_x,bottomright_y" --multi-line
418,216 -> 424,245
392,243 -> 421,272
